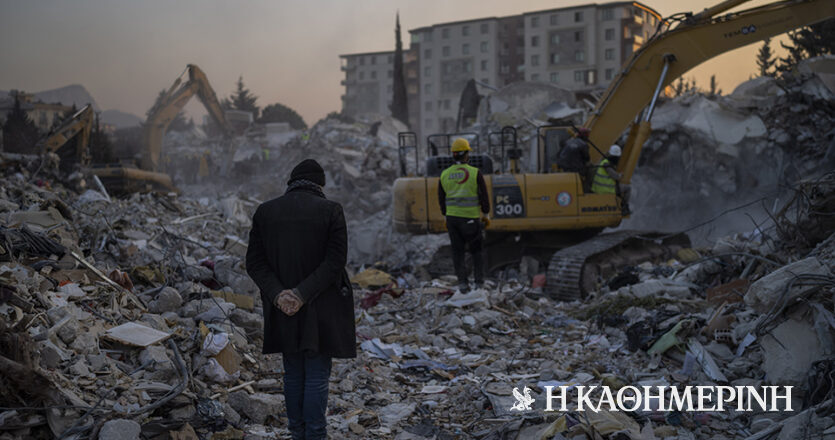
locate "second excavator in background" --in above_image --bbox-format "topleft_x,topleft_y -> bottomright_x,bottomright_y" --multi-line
91,64 -> 233,193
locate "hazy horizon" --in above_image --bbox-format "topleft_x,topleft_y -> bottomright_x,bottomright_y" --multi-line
1,0 -> 791,126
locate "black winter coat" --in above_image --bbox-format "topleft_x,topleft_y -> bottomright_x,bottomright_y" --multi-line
246,187 -> 356,358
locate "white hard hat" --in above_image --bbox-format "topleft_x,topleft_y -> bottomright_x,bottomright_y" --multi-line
608,144 -> 622,157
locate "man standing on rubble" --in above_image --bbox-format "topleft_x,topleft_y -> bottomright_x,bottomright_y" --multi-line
246,159 -> 355,440
438,138 -> 490,291
591,144 -> 631,214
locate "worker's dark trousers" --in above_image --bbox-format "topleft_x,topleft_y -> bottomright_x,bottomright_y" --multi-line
446,215 -> 484,285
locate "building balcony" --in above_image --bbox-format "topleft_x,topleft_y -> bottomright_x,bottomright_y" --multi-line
341,64 -> 356,72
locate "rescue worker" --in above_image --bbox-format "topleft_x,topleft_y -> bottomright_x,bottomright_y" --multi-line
438,138 -> 490,291
591,144 -> 631,214
558,127 -> 591,175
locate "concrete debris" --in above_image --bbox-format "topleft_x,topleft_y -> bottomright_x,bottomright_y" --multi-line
0,57 -> 834,439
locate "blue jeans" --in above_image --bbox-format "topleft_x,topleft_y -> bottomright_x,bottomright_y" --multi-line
282,352 -> 332,440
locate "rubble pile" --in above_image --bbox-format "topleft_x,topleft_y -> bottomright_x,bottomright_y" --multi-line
1,140 -> 835,439
624,57 -> 835,242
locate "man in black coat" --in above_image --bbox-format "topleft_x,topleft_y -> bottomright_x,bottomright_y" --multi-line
246,159 -> 355,440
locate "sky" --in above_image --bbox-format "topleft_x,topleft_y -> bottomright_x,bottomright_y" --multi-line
0,0 -> 788,126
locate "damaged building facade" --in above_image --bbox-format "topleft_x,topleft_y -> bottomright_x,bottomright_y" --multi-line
338,1 -> 660,137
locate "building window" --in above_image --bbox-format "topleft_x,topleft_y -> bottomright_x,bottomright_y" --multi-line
425,84 -> 432,94
388,55 -> 393,63
550,14 -> 558,25
371,71 -> 377,79
443,64 -> 452,74
574,30 -> 583,42
443,46 -> 450,57
605,68 -> 614,80
574,50 -> 585,62
531,55 -> 540,66
424,31 -> 433,42
550,33 -> 560,44
602,8 -> 614,20
424,66 -> 431,77
387,70 -> 392,78
424,49 -> 432,59
359,71 -> 365,80
444,99 -> 451,110
574,11 -> 583,22
481,60 -> 488,71
531,73 -> 540,81
500,63 -> 509,74
481,41 -> 488,53
360,57 -> 365,65
531,36 -> 540,47
464,61 -> 473,72
387,85 -> 392,93
574,70 -> 585,82
481,23 -> 489,34
550,72 -> 559,83
605,28 -> 615,41
425,101 -> 432,111
531,16 -> 539,27
605,48 -> 614,60
462,25 -> 470,36
442,28 -> 450,39
462,43 -> 470,55
425,119 -> 433,129
550,53 -> 560,64
371,56 -> 376,65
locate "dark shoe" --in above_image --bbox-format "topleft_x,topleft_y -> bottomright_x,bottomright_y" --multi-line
621,205 -> 632,216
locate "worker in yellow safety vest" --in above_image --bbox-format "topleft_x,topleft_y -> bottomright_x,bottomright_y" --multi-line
438,138 -> 491,291
591,144 -> 631,215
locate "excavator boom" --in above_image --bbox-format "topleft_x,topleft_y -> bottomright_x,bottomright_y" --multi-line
586,0 -> 835,183
39,104 -> 94,167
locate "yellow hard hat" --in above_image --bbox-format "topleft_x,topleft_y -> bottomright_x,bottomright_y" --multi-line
451,138 -> 472,153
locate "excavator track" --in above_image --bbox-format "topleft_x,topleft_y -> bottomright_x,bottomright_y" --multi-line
546,230 -> 690,301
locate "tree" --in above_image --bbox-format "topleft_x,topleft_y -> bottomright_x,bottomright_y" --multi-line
148,89 -> 193,132
224,76 -> 260,119
756,38 -> 776,77
89,113 -> 114,164
709,75 -> 722,96
389,12 -> 410,127
2,94 -> 40,153
259,102 -> 307,129
672,76 -> 698,97
777,18 -> 835,72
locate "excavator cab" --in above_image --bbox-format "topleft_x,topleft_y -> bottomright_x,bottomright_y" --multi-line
488,126 -> 520,174
396,131 -> 494,178
424,132 -> 493,177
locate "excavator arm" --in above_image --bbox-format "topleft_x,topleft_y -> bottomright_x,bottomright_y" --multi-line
585,0 -> 835,184
141,64 -> 231,171
40,104 -> 94,167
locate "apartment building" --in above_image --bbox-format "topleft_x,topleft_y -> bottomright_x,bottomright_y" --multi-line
339,1 -> 661,138
522,2 -> 660,87
339,51 -> 400,118
408,17 -> 505,134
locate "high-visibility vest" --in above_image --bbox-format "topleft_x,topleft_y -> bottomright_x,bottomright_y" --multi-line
591,158 -> 617,194
440,163 -> 480,218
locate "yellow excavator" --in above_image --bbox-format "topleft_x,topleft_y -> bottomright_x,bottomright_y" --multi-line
39,104 -> 94,171
393,0 -> 835,300
91,64 -> 232,193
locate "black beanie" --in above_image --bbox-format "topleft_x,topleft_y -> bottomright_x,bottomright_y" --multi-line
288,159 -> 326,186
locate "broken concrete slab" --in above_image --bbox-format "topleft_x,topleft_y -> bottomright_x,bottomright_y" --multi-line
104,321 -> 171,347
745,257 -> 831,313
